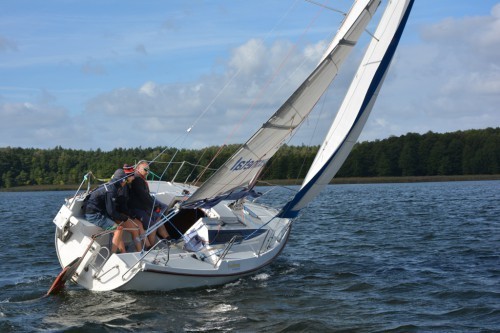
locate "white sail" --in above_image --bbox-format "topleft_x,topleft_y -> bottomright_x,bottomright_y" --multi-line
279,0 -> 415,218
183,0 -> 382,208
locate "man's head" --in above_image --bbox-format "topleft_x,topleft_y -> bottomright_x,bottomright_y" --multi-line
135,161 -> 150,178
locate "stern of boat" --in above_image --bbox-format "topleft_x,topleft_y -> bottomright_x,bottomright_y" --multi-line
53,196 -> 142,291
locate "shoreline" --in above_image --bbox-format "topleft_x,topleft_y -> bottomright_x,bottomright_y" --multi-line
1,174 -> 499,192
261,174 -> 500,186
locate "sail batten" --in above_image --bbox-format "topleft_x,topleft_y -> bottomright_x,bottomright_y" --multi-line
182,0 -> 382,209
279,0 -> 415,218
338,39 -> 357,47
262,123 -> 297,130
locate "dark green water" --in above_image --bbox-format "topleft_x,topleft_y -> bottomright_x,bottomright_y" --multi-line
0,181 -> 499,332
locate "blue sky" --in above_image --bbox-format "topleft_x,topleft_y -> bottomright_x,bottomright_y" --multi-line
1,0 -> 499,150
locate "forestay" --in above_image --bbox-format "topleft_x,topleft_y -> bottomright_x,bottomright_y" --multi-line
279,0 -> 415,218
183,0 -> 382,209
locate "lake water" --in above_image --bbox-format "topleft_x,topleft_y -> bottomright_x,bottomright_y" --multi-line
0,181 -> 499,332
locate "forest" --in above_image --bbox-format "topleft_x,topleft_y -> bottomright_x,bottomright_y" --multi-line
0,128 -> 499,189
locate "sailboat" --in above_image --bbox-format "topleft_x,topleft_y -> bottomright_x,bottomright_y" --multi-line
51,0 -> 414,292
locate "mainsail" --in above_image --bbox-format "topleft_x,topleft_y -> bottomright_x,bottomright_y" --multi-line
183,0 -> 382,209
279,0 -> 415,218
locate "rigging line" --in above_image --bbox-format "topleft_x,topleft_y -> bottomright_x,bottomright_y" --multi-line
304,0 -> 346,15
217,1 -> 328,155
186,2 -> 330,198
148,130 -> 190,166
186,0 -> 303,177
146,129 -> 194,191
253,128 -> 296,181
204,112 -> 299,196
150,147 -> 182,192
245,106 -> 307,186
252,181 -> 299,205
256,92 -> 323,194
149,160 -> 217,172
260,88 -> 322,164
212,125 -> 292,197
270,48 -> 312,103
193,144 -> 228,185
185,0 -> 301,137
306,0 -> 379,48
186,148 -> 209,185
365,28 -> 379,42
187,72 -> 240,135
293,82 -> 331,184
294,0 -> 379,168
161,149 -> 181,177
222,10 -> 322,142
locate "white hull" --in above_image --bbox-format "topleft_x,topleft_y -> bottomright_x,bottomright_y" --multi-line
53,181 -> 291,292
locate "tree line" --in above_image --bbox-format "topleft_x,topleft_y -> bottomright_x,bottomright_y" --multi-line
0,128 -> 498,189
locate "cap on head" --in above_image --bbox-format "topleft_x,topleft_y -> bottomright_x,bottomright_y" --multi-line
123,164 -> 135,175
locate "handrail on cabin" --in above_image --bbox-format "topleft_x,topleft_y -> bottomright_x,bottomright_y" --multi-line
122,239 -> 171,280
213,235 -> 242,268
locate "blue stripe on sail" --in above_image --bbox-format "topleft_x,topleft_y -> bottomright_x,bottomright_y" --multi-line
278,0 -> 414,219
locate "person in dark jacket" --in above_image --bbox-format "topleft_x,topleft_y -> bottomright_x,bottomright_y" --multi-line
129,161 -> 170,246
116,164 -> 151,251
85,169 -> 139,253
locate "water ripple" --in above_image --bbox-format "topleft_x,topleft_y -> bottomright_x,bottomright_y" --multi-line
0,182 -> 499,331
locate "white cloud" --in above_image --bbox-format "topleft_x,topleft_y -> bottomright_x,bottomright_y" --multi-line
1,2 -> 499,151
69,37 -> 324,150
229,39 -> 267,76
139,81 -> 157,97
359,3 -> 500,141
0,97 -> 88,148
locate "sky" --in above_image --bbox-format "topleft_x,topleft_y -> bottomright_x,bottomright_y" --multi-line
1,0 -> 499,151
